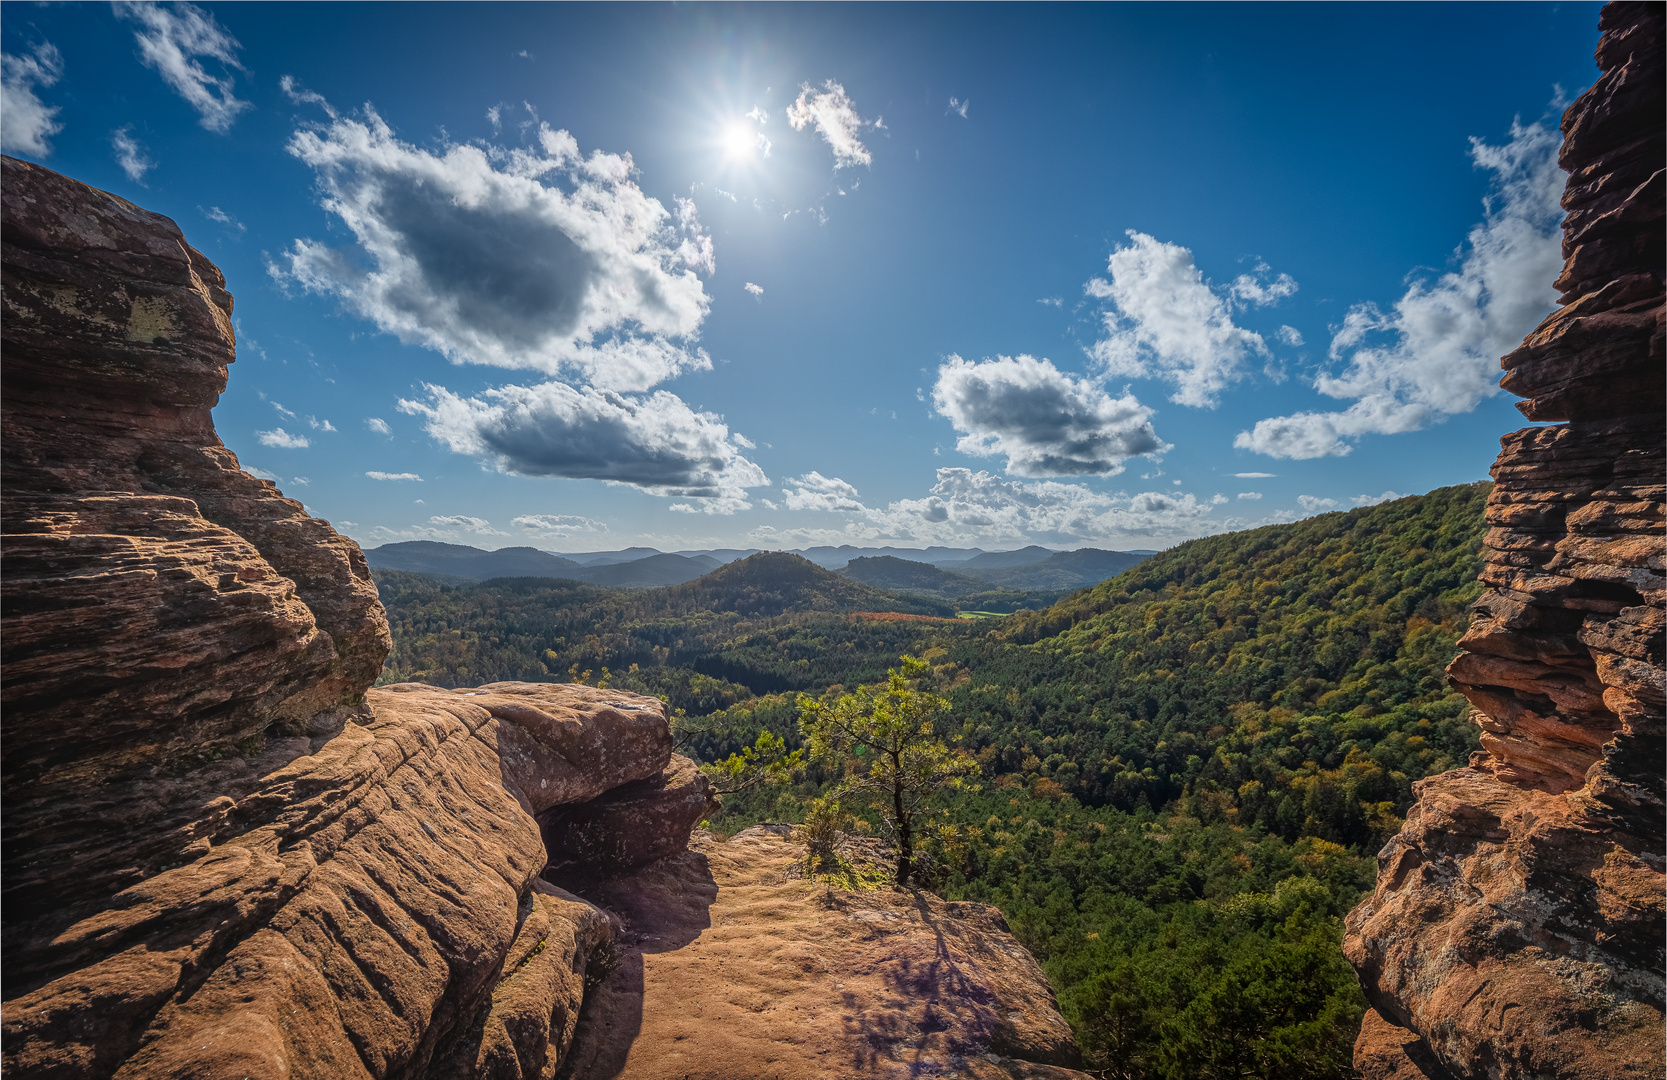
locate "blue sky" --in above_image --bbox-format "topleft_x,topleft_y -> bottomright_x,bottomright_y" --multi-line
2,2 -> 1601,553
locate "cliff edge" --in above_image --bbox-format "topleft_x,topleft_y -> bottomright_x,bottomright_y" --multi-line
0,158 -> 1084,1080
1343,3 -> 1666,1078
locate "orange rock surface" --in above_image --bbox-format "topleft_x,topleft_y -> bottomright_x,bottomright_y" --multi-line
1344,3 -> 1665,1077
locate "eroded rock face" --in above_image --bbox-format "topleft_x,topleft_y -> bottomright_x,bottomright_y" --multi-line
1344,4 -> 1665,1078
540,754 -> 720,877
0,161 -> 695,1080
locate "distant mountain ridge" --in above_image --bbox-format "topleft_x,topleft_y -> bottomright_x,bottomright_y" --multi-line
364,540 -> 1156,589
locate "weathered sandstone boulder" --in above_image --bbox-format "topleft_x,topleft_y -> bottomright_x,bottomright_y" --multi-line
0,160 -> 701,1080
554,825 -> 1092,1080
540,754 -> 721,876
1344,4 -> 1665,1078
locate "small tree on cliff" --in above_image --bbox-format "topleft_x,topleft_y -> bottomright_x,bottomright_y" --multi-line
797,656 -> 978,887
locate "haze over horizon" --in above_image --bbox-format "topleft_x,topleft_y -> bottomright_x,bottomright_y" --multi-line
0,2 -> 1602,552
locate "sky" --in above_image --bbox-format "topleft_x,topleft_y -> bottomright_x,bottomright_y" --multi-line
1,2 -> 1603,554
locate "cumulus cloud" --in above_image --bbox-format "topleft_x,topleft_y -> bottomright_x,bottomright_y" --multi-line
932,354 -> 1167,477
783,471 -> 866,512
1086,232 -> 1289,408
366,417 -> 393,436
116,1 -> 250,132
273,110 -> 716,391
256,428 -> 309,449
1236,121 -> 1564,459
1,43 -> 64,156
398,381 -> 768,512
108,127 -> 155,182
1237,491 -> 1263,500
366,471 -> 422,481
1353,490 -> 1405,506
1297,495 -> 1339,514
786,80 -> 873,169
761,467 -> 1233,548
513,513 -> 607,536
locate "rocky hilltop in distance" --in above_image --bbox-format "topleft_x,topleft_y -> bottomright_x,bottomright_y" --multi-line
1344,3 -> 1666,1078
0,158 -> 1089,1079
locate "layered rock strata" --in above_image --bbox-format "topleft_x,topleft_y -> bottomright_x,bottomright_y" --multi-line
1345,4 -> 1666,1078
0,160 -> 698,1079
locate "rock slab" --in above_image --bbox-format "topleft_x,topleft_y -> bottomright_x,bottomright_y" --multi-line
1344,4 -> 1666,1078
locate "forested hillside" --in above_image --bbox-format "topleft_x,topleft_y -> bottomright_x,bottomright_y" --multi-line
373,484 -> 1492,1078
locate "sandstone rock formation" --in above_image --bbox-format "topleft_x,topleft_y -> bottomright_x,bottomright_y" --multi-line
1344,3 -> 1666,1078
1,158 -> 1086,1080
555,825 -> 1091,1080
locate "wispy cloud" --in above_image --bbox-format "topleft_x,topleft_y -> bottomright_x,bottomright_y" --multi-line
787,80 -> 875,169
933,353 -> 1167,477
111,126 -> 155,182
948,96 -> 970,119
1086,232 -> 1291,408
116,1 -> 250,132
366,417 -> 393,436
256,428 -> 309,449
366,471 -> 422,481
513,513 -> 607,536
1233,472 -> 1275,478
279,74 -> 337,119
1236,120 -> 1563,459
1,43 -> 64,156
1237,491 -> 1263,500
1352,490 -> 1405,506
744,281 -> 764,298
200,204 -> 244,231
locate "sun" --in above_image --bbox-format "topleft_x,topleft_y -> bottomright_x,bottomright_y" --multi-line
720,121 -> 760,162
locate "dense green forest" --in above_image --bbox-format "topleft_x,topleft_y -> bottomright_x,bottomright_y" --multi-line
373,483 -> 1492,1079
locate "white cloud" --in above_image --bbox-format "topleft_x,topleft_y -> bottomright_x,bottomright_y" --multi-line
398,381 -> 768,512
932,354 -> 1167,477
744,281 -> 764,297
243,465 -> 280,482
307,416 -> 337,431
200,204 -> 244,231
783,471 -> 865,513
1238,491 -> 1263,500
948,97 -> 970,119
279,74 -> 336,118
1086,232 -> 1283,408
290,476 -> 310,486
366,417 -> 393,436
759,467 -> 1234,549
111,127 -> 154,182
1275,325 -> 1304,347
513,513 -> 607,536
256,428 -> 309,449
366,471 -> 422,481
1297,495 -> 1339,514
116,1 -> 250,133
1038,297 -> 1063,308
1233,472 -> 1276,478
731,431 -> 756,449
1,43 -> 64,156
1236,121 -> 1563,459
1228,263 -> 1298,306
273,109 -> 715,391
1352,490 -> 1405,506
270,401 -> 296,419
428,514 -> 502,534
786,80 -> 873,169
